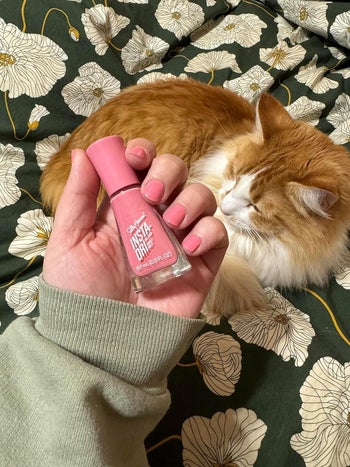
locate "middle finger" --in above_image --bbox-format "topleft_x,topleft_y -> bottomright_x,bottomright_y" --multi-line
163,182 -> 217,229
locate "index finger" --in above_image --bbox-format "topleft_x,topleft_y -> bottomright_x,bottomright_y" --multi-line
124,138 -> 157,171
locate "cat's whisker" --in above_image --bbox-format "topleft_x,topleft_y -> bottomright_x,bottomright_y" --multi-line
258,186 -> 284,197
187,176 -> 216,189
209,107 -> 234,141
249,228 -> 269,245
228,218 -> 268,245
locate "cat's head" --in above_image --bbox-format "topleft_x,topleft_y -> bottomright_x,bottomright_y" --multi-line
199,94 -> 350,287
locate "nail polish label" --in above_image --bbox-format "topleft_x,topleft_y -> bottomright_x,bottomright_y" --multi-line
128,213 -> 152,261
111,188 -> 178,276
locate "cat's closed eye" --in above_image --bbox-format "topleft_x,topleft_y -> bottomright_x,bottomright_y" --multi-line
248,202 -> 260,213
220,193 -> 255,216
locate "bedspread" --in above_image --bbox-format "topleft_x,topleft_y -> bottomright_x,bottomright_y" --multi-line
0,1 -> 350,466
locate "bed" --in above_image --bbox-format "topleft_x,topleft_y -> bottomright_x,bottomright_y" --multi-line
1,1 -> 349,465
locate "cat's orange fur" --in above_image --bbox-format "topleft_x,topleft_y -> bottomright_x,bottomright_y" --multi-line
40,78 -> 350,318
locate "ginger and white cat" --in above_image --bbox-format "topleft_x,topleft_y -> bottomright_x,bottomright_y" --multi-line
40,78 -> 350,317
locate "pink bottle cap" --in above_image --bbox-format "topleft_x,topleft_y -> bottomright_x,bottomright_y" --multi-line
86,135 -> 139,196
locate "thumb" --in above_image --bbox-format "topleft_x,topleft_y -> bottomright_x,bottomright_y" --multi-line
52,149 -> 101,235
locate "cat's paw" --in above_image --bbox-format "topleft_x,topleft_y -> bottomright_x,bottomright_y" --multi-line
203,255 -> 268,320
227,279 -> 267,315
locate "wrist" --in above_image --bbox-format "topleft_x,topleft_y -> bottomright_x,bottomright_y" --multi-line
36,276 -> 205,386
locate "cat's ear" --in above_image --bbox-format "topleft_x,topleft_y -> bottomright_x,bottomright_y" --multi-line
255,94 -> 292,140
287,182 -> 338,218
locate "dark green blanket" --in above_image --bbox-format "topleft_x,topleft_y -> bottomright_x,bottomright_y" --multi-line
1,1 -> 349,465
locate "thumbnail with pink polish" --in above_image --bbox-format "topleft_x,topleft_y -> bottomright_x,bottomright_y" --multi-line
128,146 -> 147,159
86,135 -> 191,292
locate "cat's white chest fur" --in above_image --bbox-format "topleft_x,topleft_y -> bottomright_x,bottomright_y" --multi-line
190,148 -> 293,287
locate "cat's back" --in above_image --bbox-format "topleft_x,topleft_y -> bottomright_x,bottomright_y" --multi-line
64,78 -> 256,163
40,78 -> 256,212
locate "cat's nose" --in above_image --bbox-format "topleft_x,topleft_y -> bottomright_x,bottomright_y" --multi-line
220,196 -> 251,216
220,200 -> 232,216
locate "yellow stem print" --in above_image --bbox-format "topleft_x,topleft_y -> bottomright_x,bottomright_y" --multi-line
207,69 -> 215,86
243,0 -> 276,19
326,57 -> 346,73
279,82 -> 292,106
3,91 -> 16,136
305,288 -> 350,346
146,435 -> 182,454
108,40 -> 122,52
0,257 -> 37,289
21,0 -> 28,32
3,92 -> 31,141
171,52 -> 190,61
19,188 -> 44,206
41,8 -> 74,36
177,360 -> 198,368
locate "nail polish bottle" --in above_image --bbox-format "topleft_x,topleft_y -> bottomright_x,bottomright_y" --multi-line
86,135 -> 191,292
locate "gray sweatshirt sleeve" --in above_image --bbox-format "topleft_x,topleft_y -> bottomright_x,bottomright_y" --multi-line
0,276 -> 204,467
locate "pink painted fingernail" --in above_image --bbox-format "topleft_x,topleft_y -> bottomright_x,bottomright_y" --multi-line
163,204 -> 186,227
128,146 -> 147,159
144,179 -> 165,203
182,234 -> 201,253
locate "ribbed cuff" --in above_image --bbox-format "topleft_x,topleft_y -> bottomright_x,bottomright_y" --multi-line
35,276 -> 204,388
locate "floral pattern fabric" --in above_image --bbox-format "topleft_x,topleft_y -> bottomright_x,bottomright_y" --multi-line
0,1 -> 349,466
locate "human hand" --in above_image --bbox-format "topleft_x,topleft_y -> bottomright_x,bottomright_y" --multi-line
43,138 -> 228,318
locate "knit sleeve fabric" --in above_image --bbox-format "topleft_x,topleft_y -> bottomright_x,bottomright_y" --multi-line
0,276 -> 204,466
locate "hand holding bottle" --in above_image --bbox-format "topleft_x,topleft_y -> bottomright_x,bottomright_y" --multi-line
43,138 -> 228,318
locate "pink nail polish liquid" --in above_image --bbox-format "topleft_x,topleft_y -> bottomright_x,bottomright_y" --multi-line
86,136 -> 191,292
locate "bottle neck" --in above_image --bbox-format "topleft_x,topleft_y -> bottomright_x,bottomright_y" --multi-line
110,183 -> 140,199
